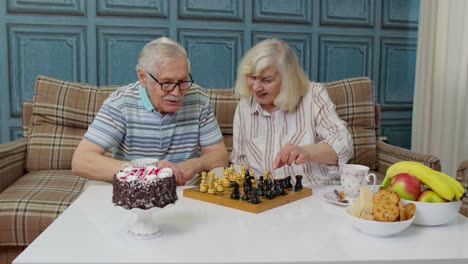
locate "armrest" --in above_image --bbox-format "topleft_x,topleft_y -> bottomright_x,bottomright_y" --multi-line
376,140 -> 441,175
456,160 -> 468,217
0,138 -> 27,192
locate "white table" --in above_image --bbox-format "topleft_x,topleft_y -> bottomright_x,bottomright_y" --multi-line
13,185 -> 468,264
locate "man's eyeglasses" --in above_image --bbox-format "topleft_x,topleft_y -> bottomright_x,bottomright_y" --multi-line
147,72 -> 194,91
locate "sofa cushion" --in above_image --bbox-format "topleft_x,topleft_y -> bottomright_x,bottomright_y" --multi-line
202,88 -> 238,152
26,76 -> 118,171
0,170 -> 87,246
325,77 -> 377,170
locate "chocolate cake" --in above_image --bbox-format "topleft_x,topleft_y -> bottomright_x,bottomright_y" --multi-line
112,165 -> 177,209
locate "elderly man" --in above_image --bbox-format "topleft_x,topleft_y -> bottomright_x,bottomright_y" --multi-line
72,37 -> 229,185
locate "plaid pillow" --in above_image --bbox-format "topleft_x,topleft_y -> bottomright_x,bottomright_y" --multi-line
325,77 -> 377,170
202,88 -> 238,135
26,76 -> 118,171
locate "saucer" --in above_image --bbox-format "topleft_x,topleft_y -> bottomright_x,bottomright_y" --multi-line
323,191 -> 352,206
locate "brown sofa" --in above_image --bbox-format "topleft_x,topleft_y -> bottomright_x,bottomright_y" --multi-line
0,75 -> 443,263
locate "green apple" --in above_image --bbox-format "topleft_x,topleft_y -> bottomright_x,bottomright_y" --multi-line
417,189 -> 447,203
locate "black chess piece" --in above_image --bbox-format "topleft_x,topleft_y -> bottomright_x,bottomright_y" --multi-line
250,187 -> 261,204
294,175 -> 303,191
264,188 -> 273,200
244,170 -> 252,188
257,176 -> 265,196
241,191 -> 250,200
285,176 -> 293,189
230,181 -> 240,200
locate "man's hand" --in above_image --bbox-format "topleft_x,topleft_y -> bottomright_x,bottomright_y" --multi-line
272,143 -> 309,169
158,159 -> 202,186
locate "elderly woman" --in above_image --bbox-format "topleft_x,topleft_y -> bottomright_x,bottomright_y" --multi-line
230,38 -> 353,186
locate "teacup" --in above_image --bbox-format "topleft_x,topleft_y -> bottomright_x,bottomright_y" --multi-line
131,158 -> 159,167
340,164 -> 377,198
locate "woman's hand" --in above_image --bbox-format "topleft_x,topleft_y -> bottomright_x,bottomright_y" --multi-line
272,143 -> 309,169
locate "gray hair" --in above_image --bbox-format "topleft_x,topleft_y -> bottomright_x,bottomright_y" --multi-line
235,38 -> 309,112
135,37 -> 190,74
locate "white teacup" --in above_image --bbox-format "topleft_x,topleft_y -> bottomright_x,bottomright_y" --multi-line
131,158 -> 159,167
340,164 -> 377,198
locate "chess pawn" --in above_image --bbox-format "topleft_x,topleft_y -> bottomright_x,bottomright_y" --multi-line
201,171 -> 208,188
294,175 -> 303,191
222,168 -> 231,187
263,170 -> 270,180
216,178 -> 224,193
250,187 -> 261,204
230,183 -> 240,199
285,176 -> 293,189
208,172 -> 216,194
199,173 -> 208,193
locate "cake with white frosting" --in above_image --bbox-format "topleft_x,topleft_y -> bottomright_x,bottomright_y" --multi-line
112,165 -> 177,209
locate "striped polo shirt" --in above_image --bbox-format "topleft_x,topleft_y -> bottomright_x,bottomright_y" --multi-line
84,81 -> 223,162
230,81 -> 353,186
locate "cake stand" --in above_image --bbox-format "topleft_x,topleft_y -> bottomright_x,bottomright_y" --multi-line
127,207 -> 163,240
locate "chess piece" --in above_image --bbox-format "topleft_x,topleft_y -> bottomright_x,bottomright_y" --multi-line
244,170 -> 252,188
208,172 -> 216,194
250,187 -> 261,204
200,171 -> 208,192
216,178 -> 224,193
294,175 -> 303,191
240,165 -> 248,177
241,189 -> 250,200
257,176 -> 265,196
201,171 -> 209,188
222,168 -> 231,188
263,170 -> 270,180
285,176 -> 293,189
230,181 -> 240,199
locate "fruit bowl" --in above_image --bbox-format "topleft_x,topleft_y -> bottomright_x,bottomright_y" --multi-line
344,207 -> 415,237
401,199 -> 461,226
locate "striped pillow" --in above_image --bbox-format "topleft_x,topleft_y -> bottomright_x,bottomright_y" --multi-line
26,76 -> 118,171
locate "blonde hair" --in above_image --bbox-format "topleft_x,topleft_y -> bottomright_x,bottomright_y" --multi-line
135,37 -> 190,74
235,38 -> 309,112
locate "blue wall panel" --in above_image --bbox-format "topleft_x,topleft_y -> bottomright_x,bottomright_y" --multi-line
319,35 -> 373,81
179,29 -> 242,88
97,0 -> 168,18
97,27 -> 169,85
8,24 -> 86,117
0,0 -> 420,149
382,0 -> 419,29
7,0 -> 85,15
380,37 -> 417,109
253,0 -> 312,24
179,0 -> 243,21
321,0 -> 374,27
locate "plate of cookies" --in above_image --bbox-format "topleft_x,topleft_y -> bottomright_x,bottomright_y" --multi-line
345,188 -> 416,237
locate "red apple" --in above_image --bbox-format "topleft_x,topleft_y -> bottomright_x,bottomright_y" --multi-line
388,173 -> 421,200
417,189 -> 447,203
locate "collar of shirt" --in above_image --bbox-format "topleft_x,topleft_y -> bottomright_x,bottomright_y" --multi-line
248,97 -> 274,116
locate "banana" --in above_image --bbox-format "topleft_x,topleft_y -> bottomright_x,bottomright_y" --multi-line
437,171 -> 465,201
382,161 -> 455,201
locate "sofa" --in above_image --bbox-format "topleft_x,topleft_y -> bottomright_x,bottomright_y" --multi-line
0,75 -> 448,263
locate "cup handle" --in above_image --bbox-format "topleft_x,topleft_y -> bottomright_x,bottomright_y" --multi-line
366,173 -> 377,192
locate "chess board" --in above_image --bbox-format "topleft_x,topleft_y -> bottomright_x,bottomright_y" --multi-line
183,186 -> 312,214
